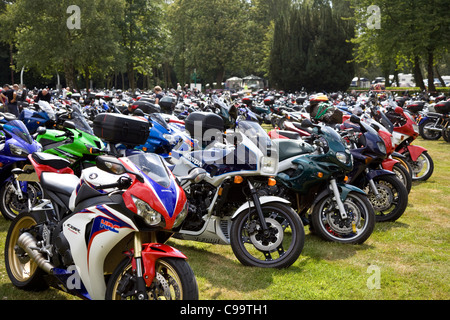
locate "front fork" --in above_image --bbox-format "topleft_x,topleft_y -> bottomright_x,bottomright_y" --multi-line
330,179 -> 348,219
248,180 -> 269,230
133,233 -> 149,300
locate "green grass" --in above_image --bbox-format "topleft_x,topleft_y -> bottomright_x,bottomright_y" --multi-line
0,138 -> 449,300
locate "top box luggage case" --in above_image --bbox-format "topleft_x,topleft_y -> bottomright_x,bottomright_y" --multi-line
93,113 -> 150,146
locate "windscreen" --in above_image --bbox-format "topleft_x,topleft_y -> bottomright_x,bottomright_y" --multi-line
127,153 -> 171,188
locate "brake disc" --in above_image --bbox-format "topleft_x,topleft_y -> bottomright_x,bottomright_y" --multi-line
250,218 -> 284,252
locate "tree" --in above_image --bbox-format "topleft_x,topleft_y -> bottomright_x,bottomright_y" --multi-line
269,0 -> 355,92
351,0 -> 450,91
0,0 -> 123,89
168,0 -> 248,86
119,0 -> 165,90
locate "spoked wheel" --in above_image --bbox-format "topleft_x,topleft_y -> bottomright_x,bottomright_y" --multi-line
365,175 -> 408,222
419,118 -> 442,140
4,212 -> 48,291
230,202 -> 305,268
0,177 -> 44,221
310,192 -> 375,244
106,257 -> 198,300
404,151 -> 434,181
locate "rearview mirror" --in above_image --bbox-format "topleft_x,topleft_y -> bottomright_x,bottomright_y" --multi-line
96,156 -> 145,183
179,168 -> 207,184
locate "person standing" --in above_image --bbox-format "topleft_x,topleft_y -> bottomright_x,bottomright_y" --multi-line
0,84 -> 19,117
35,88 -> 52,103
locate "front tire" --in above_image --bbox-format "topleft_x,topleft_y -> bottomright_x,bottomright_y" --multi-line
230,202 -> 305,268
404,151 -> 434,182
365,175 -> 408,222
106,257 -> 198,300
310,192 -> 375,244
4,212 -> 48,291
0,177 -> 44,221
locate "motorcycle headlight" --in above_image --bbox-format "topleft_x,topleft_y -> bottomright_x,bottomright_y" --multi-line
9,144 -> 29,157
260,155 -> 277,175
377,141 -> 387,155
173,202 -> 188,229
132,196 -> 163,226
336,152 -> 348,164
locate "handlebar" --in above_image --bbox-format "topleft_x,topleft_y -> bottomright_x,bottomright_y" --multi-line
94,176 -> 132,190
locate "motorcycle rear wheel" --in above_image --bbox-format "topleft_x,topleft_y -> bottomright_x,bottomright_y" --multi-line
106,257 -> 198,300
310,192 -> 375,244
230,202 -> 305,268
419,118 -> 442,140
4,212 -> 48,291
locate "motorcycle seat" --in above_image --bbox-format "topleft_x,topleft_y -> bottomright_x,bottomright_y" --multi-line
273,139 -> 314,162
274,130 -> 301,140
40,172 -> 80,197
32,152 -> 71,170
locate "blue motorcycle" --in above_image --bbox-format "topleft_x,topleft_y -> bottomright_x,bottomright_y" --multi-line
0,113 -> 44,220
18,101 -> 56,134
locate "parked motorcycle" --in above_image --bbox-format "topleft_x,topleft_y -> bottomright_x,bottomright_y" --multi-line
266,119 -> 375,243
341,115 -> 408,222
5,152 -> 199,300
419,100 -> 449,141
383,105 -> 434,181
170,113 -> 305,268
0,113 -> 43,220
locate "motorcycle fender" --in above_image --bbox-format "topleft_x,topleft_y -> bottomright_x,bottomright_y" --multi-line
367,169 -> 395,181
138,243 -> 187,287
392,151 -> 407,160
312,183 -> 366,206
382,158 -> 399,171
231,196 -> 291,220
407,145 -> 427,162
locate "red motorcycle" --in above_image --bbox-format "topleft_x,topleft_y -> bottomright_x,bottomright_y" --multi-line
376,105 -> 434,182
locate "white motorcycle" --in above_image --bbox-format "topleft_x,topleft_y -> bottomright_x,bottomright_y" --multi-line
5,152 -> 201,300
169,113 -> 305,269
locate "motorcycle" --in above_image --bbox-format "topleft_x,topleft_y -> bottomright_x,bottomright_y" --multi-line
265,119 -> 376,243
0,113 -> 44,220
419,100 -> 449,141
18,101 -> 57,134
35,103 -> 105,175
382,105 -> 434,182
5,151 -> 199,300
341,115 -> 408,222
170,113 -> 305,268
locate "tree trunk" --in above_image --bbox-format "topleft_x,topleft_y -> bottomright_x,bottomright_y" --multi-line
127,63 -> 135,90
427,49 -> 436,93
64,60 -> 76,90
435,65 -> 446,87
413,56 -> 425,91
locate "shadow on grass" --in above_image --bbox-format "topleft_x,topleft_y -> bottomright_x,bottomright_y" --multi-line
169,241 -> 307,293
0,283 -> 73,301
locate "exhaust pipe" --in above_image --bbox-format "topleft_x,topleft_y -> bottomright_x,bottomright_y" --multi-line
17,232 -> 54,274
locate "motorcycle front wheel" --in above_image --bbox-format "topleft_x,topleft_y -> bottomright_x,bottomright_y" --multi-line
0,177 -> 44,221
365,175 -> 408,222
4,212 -> 48,291
230,202 -> 305,268
106,257 -> 198,300
310,192 -> 375,244
404,151 -> 434,181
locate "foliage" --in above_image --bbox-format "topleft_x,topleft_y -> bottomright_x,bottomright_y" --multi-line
268,0 -> 355,92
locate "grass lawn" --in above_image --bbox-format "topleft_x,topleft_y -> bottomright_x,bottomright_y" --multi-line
0,137 -> 448,300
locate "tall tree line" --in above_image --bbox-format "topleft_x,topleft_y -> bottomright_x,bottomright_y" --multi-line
0,0 -> 447,91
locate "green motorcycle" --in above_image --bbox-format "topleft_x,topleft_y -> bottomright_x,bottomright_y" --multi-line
34,103 -> 105,175
251,119 -> 375,244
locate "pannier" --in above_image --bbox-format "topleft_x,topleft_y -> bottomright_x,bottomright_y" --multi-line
93,113 -> 150,146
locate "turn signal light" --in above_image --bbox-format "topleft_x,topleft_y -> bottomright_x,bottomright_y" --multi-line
268,178 -> 276,186
234,176 -> 244,184
317,172 -> 324,178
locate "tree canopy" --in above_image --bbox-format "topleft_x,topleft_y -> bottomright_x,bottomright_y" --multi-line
0,0 -> 448,91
